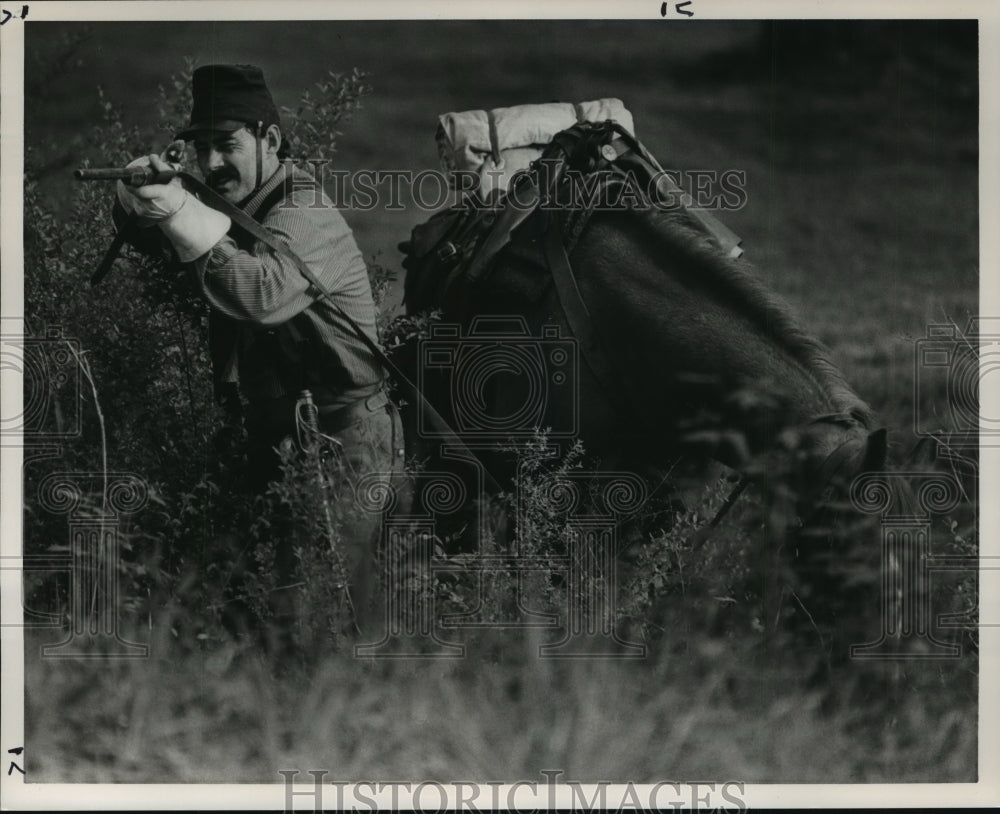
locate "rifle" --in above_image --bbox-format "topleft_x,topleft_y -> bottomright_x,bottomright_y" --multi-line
74,141 -> 186,186
74,165 -> 181,186
75,142 -> 186,284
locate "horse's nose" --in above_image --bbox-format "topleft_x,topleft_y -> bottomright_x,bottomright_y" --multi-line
862,428 -> 888,473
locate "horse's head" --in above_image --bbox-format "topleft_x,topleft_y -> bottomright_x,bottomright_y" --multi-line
771,411 -> 888,524
802,413 -> 887,482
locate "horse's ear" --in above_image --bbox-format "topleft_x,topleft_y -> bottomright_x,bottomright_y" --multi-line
904,435 -> 938,468
862,428 -> 888,472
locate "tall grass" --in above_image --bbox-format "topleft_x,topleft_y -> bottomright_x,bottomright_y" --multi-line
25,612 -> 976,783
24,427 -> 978,783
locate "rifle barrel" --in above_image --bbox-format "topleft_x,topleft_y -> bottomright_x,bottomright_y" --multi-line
74,167 -> 179,185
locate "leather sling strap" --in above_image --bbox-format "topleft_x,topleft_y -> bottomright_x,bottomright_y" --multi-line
534,137 -> 745,530
487,109 -> 503,168
177,170 -> 506,495
91,220 -> 133,285
463,174 -> 542,284
541,208 -> 659,441
442,127 -> 660,445
244,177 -> 313,400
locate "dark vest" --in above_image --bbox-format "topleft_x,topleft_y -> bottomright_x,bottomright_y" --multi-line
212,173 -> 383,426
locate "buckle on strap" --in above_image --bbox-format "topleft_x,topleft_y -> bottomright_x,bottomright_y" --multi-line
364,389 -> 389,412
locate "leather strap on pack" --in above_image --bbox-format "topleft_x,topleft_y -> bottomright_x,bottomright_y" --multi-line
487,109 -> 503,168
541,209 -> 657,439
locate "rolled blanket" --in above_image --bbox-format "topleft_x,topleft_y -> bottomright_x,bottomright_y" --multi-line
437,99 -> 635,197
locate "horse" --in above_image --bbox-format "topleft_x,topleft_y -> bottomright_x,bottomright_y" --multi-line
392,125 -> 891,641
400,206 -> 885,496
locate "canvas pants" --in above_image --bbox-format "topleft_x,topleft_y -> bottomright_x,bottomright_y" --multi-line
244,399 -> 408,644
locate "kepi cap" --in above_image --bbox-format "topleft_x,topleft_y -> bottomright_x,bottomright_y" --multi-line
175,64 -> 281,140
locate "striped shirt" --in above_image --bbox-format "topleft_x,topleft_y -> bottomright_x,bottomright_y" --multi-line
192,162 -> 384,415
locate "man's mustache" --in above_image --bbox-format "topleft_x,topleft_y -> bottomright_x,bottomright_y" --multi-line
206,169 -> 239,188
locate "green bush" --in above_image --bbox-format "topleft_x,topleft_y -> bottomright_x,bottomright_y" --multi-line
23,59 -> 378,649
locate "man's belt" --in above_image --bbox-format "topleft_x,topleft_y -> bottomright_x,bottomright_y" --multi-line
316,389 -> 390,433
247,383 -> 384,433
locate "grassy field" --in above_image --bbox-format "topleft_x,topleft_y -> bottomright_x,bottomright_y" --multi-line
20,19 -> 979,787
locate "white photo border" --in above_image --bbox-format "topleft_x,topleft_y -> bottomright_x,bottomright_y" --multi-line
2,0 -> 996,809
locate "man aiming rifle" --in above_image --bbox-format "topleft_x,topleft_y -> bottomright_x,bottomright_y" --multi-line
102,64 -> 404,640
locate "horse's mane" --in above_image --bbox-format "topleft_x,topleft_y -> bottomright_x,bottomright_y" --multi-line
628,205 -> 877,428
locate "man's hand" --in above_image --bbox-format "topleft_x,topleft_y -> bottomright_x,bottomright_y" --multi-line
120,154 -> 188,223
115,147 -> 230,262
116,150 -> 185,228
